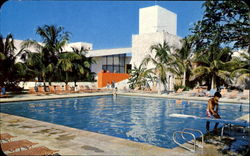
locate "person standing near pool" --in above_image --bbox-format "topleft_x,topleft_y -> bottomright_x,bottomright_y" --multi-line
111,81 -> 115,89
206,92 -> 222,134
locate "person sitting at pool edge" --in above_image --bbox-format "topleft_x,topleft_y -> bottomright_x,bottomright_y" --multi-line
206,91 -> 222,134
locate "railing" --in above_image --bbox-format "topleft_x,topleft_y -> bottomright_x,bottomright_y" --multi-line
220,124 -> 231,140
182,128 -> 204,148
173,128 -> 204,152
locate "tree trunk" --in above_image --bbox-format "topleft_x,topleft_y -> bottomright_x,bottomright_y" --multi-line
65,73 -> 68,85
43,78 -> 46,91
211,75 -> 216,89
182,70 -> 186,87
157,76 -> 161,94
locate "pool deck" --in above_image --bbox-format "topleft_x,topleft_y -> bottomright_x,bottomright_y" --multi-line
0,92 -> 249,105
0,92 -> 249,155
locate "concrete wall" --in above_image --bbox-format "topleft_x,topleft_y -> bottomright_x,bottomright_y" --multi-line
157,6 -> 177,35
131,32 -> 181,68
91,57 -> 104,77
139,5 -> 177,35
139,6 -> 158,34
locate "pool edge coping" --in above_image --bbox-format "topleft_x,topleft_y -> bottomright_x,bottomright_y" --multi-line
1,92 -> 249,105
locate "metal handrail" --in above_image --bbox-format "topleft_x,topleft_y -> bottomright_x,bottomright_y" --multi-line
181,128 -> 204,148
220,124 -> 231,140
173,131 -> 196,152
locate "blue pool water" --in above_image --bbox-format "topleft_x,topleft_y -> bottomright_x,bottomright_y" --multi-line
0,95 -> 249,148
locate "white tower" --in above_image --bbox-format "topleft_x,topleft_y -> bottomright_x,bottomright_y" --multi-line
131,5 -> 180,92
139,5 -> 177,35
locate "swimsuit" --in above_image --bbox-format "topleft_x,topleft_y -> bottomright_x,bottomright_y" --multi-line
206,109 -> 212,118
206,98 -> 218,118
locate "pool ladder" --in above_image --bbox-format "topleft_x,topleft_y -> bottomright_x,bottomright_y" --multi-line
173,128 -> 204,152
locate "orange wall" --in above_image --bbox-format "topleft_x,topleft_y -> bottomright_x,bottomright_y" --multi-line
98,72 -> 130,88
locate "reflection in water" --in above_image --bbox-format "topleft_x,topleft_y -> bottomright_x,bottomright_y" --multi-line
0,95 -> 249,149
126,99 -> 163,144
112,94 -> 117,102
175,99 -> 182,104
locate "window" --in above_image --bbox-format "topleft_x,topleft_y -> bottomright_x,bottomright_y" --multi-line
102,54 -> 126,73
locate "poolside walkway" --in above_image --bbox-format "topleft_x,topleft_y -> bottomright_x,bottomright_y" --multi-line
0,92 -> 112,103
0,91 -> 249,104
120,93 -> 249,105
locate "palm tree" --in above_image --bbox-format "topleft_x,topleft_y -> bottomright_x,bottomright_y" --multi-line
128,62 -> 154,90
230,52 -> 250,88
21,51 -> 53,84
21,25 -> 70,85
142,41 -> 172,93
56,52 -> 82,85
170,37 -> 193,87
0,34 -> 26,88
190,46 -> 234,89
71,46 -> 96,84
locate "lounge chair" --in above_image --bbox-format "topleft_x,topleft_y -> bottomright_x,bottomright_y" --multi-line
129,87 -> 142,93
1,139 -> 38,152
227,90 -> 239,99
220,88 -> 228,97
121,86 -> 129,93
79,85 -> 91,93
89,85 -> 102,93
176,88 -> 184,93
240,89 -> 249,99
138,85 -> 156,94
8,146 -> 59,155
28,87 -> 37,94
187,88 -> 199,96
48,86 -> 56,94
0,94 -> 9,98
65,85 -> 73,93
198,88 -> 208,96
168,88 -> 184,96
37,86 -> 50,95
206,89 -> 216,97
82,85 -> 98,93
0,133 -> 16,142
55,86 -> 67,94
0,87 -> 9,97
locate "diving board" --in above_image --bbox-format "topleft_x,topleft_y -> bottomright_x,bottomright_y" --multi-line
169,114 -> 249,127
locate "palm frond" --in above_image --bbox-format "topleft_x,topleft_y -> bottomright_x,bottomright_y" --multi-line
21,40 -> 43,51
0,52 -> 6,60
236,73 -> 250,85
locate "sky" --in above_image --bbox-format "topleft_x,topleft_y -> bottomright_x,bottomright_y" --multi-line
0,0 -> 204,50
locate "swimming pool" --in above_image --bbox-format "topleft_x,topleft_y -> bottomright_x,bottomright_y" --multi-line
0,95 -> 249,148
